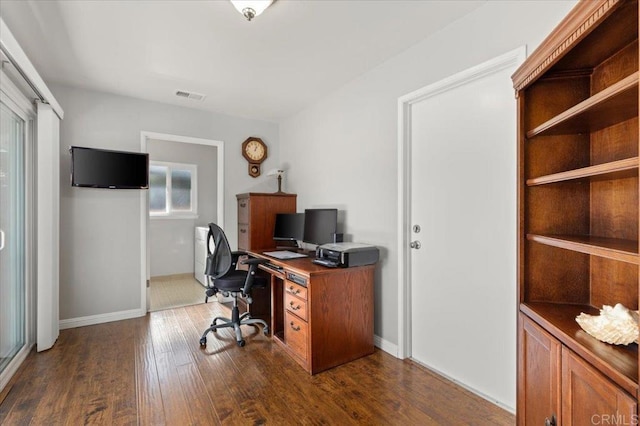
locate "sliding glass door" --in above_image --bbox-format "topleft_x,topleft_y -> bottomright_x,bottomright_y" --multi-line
0,96 -> 27,378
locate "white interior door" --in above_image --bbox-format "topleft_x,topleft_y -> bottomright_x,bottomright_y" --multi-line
409,52 -> 520,409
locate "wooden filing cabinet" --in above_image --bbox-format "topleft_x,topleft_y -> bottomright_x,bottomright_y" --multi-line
236,193 -> 297,251
233,193 -> 296,320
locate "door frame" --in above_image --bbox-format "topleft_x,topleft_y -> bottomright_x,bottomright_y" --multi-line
0,69 -> 36,391
139,131 -> 224,313
396,47 -> 525,359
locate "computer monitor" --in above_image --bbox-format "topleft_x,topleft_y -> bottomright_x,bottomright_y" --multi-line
303,208 -> 338,246
273,213 -> 305,243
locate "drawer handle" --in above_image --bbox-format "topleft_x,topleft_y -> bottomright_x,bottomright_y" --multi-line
240,202 -> 247,208
544,414 -> 556,426
288,286 -> 300,295
240,229 -> 247,234
289,322 -> 301,331
289,301 -> 301,310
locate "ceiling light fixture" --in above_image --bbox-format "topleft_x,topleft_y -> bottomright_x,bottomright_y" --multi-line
230,0 -> 273,21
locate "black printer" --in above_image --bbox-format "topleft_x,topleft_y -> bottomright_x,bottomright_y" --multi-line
313,242 -> 379,268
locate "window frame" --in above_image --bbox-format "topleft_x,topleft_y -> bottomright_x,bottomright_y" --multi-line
149,160 -> 198,219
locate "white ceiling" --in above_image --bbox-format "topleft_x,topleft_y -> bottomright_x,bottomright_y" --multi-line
0,0 -> 485,122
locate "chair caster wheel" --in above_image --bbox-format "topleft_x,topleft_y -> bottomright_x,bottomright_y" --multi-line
237,340 -> 246,347
263,327 -> 269,336
199,337 -> 207,346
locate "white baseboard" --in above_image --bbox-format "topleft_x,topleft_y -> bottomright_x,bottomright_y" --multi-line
373,336 -> 514,413
374,335 -> 398,357
59,308 -> 146,330
411,358 -> 516,414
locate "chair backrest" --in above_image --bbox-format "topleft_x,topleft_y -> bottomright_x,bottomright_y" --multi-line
205,223 -> 233,279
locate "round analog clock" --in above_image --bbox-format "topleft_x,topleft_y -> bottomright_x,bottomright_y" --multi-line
242,137 -> 268,177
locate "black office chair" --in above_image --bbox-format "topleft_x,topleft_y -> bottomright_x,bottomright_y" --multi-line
199,223 -> 269,348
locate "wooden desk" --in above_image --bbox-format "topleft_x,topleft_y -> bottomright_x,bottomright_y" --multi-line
249,249 -> 375,375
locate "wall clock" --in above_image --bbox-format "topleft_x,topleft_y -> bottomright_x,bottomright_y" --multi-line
242,137 -> 268,177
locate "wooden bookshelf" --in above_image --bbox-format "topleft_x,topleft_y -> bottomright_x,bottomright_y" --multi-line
527,234 -> 639,265
513,0 -> 639,423
526,157 -> 638,186
526,72 -> 638,138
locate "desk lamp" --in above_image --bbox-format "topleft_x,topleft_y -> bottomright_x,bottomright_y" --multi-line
267,168 -> 285,194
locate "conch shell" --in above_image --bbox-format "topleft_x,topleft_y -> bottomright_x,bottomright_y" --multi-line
576,303 -> 639,345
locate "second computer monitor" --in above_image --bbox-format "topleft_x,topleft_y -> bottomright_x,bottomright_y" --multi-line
273,213 -> 305,242
303,208 -> 338,246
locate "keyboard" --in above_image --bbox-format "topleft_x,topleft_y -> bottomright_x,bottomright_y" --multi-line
263,250 -> 308,260
264,262 -> 283,272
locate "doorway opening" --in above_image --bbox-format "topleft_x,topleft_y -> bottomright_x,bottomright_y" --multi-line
140,132 -> 224,312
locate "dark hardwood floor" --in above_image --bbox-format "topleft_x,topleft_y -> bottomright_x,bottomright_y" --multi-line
0,302 -> 514,425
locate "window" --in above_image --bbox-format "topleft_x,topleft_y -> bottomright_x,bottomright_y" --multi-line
149,161 -> 198,218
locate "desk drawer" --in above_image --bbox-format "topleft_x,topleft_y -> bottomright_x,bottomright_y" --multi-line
285,281 -> 307,300
238,224 -> 249,251
237,197 -> 249,224
285,292 -> 308,321
285,311 -> 308,362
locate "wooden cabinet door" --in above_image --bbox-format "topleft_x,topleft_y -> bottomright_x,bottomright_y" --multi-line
562,348 -> 637,426
518,314 -> 561,426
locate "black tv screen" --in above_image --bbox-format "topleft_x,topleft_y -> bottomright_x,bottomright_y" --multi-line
70,146 -> 149,189
273,213 -> 305,241
303,208 -> 338,245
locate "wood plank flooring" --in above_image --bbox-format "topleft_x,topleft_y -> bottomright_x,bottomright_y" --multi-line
0,302 -> 514,425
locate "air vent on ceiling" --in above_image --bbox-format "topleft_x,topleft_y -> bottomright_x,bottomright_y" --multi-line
175,90 -> 206,101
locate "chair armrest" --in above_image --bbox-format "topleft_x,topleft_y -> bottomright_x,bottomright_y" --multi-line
241,257 -> 269,295
232,250 -> 247,257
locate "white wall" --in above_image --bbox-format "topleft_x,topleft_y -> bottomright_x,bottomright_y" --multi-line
280,0 -> 576,349
52,83 -> 280,321
148,139 -> 218,277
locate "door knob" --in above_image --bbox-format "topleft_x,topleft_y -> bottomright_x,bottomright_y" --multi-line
410,240 -> 421,249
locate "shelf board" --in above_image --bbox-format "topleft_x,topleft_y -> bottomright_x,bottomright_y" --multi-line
527,157 -> 639,186
521,302 -> 638,397
527,234 -> 639,265
527,72 -> 639,138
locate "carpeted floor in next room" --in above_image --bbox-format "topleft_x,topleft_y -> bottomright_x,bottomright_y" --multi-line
149,274 -> 205,311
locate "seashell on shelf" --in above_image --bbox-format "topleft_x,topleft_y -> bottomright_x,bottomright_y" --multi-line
575,303 -> 639,345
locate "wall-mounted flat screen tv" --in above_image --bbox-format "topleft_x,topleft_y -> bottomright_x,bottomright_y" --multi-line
70,146 -> 149,189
